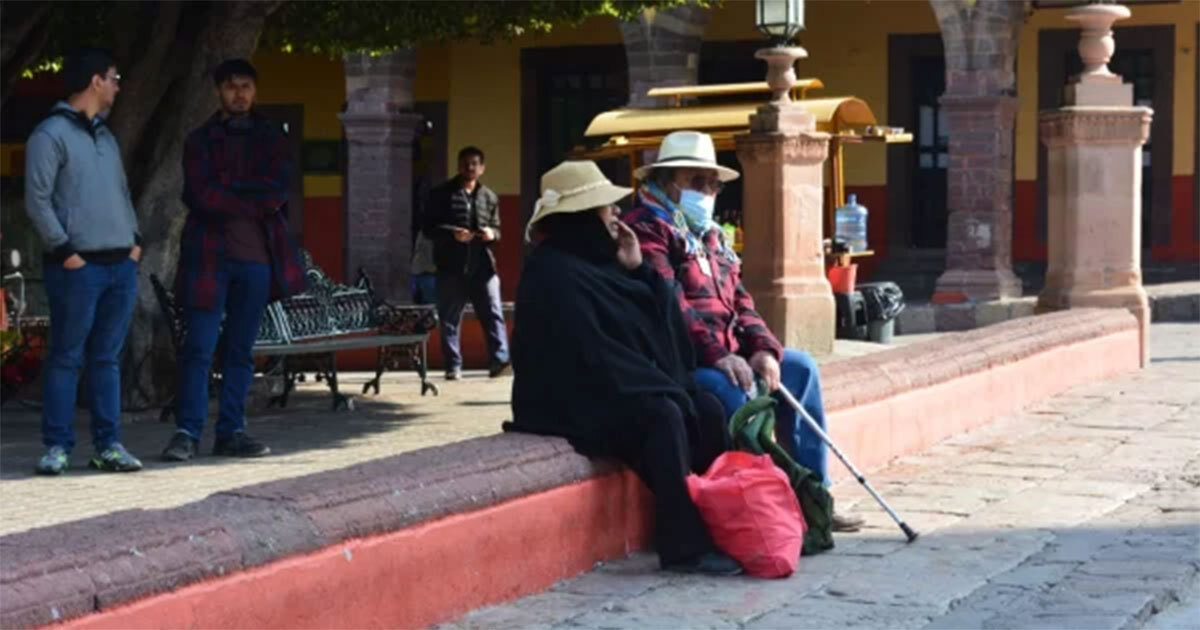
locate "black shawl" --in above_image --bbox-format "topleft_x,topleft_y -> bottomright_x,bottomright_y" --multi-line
507,233 -> 699,457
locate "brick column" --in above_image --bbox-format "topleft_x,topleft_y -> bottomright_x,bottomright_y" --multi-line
930,0 -> 1026,302
619,5 -> 710,108
340,50 -> 422,301
935,94 -> 1023,301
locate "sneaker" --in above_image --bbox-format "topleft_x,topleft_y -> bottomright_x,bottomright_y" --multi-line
213,432 -> 271,458
445,368 -> 463,381
88,443 -> 143,472
35,446 -> 70,476
665,551 -> 743,576
162,431 -> 199,462
832,511 -> 865,532
488,361 -> 512,378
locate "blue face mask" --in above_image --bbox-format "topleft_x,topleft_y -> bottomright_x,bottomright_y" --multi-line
678,189 -> 716,233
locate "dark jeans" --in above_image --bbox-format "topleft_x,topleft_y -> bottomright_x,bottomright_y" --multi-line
176,259 -> 270,441
411,273 -> 437,305
41,259 -> 138,452
615,393 -> 729,567
435,271 -> 509,371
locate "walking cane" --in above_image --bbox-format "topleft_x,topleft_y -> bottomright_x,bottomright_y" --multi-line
777,384 -> 919,543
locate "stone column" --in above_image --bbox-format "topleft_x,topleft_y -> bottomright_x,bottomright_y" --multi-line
929,0 -> 1026,303
340,49 -> 423,301
619,5 -> 710,108
1037,3 -> 1151,366
735,47 -> 834,354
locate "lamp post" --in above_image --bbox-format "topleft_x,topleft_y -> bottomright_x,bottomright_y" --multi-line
755,0 -> 806,105
736,0 -> 835,354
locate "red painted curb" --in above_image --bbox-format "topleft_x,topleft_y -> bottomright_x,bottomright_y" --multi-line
59,472 -> 652,630
30,310 -> 1140,630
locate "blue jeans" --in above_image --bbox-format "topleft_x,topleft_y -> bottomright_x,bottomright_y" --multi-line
695,348 -> 830,484
176,259 -> 270,441
436,271 -> 509,371
42,259 -> 138,452
412,273 -> 437,305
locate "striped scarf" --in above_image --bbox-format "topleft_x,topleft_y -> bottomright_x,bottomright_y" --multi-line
638,183 -> 739,264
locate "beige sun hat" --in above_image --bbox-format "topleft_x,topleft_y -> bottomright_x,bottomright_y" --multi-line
526,160 -> 633,241
634,130 -> 740,183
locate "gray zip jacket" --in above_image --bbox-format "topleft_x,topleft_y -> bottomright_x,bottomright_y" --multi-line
24,101 -> 141,262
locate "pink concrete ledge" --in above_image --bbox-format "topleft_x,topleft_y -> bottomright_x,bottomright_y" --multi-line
1,308 -> 1140,629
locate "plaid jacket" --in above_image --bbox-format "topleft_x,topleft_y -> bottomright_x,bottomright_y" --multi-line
624,188 -> 783,367
177,112 -> 307,310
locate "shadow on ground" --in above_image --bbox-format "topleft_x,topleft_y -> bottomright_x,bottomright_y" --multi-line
0,382 -> 435,481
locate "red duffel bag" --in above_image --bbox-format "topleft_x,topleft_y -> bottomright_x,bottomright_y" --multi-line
686,451 -> 806,578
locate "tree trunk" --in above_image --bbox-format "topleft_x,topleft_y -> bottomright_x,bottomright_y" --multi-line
114,1 -> 283,410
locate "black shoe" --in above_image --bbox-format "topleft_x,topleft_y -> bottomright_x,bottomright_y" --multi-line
665,551 -> 743,576
488,361 -> 512,378
161,432 -> 199,462
213,432 -> 271,458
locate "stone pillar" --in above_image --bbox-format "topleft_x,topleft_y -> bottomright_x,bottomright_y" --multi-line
619,5 -> 710,108
929,0 -> 1026,303
735,47 -> 835,354
340,50 -> 423,301
1037,3 -> 1151,366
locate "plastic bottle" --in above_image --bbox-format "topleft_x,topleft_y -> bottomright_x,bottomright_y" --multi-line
835,193 -> 869,253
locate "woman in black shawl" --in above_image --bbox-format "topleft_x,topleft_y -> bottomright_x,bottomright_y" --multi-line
508,160 -> 739,575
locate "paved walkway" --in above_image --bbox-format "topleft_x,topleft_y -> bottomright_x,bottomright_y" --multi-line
0,338 -> 919,536
441,323 -> 1200,630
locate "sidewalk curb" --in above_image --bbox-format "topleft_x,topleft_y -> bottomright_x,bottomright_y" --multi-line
2,309 -> 1142,629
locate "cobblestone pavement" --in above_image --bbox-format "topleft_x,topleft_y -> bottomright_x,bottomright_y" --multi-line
0,337 -> 915,536
442,323 -> 1200,630
0,371 -> 515,536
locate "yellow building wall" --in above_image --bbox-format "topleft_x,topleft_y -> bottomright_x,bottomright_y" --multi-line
1015,3 -> 1198,181
9,3 -> 1190,198
251,49 -> 348,198
426,0 -> 940,193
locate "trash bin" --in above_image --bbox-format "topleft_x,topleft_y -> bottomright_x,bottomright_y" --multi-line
834,291 -> 869,341
857,282 -> 905,344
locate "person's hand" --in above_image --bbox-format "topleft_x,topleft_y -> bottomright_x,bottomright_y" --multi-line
453,228 -> 473,243
129,245 -> 142,263
479,227 -> 497,242
63,254 -> 86,270
714,353 -> 755,393
749,350 -> 781,392
615,221 -> 642,270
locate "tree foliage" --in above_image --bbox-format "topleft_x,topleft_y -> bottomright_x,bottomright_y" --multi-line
267,1 -> 701,53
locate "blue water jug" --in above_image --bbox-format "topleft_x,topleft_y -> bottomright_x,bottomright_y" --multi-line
835,194 -> 869,253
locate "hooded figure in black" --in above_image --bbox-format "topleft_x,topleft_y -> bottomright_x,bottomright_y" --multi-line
506,160 -> 738,575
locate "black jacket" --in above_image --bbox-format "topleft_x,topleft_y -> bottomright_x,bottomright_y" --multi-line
507,239 -> 701,457
422,176 -> 500,276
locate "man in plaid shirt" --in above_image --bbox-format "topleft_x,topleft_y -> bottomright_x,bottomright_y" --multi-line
162,59 -> 307,463
623,131 -> 863,533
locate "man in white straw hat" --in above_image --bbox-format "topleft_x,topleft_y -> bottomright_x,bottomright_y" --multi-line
623,130 -> 864,533
506,160 -> 742,576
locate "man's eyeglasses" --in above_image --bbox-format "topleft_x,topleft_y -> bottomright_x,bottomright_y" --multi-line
105,73 -> 121,84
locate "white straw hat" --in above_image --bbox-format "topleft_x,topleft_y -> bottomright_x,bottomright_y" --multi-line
526,160 -> 633,241
634,130 -> 740,182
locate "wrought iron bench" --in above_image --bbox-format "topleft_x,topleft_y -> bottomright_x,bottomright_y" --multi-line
150,251 -> 438,421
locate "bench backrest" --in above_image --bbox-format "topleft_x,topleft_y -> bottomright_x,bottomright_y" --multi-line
150,250 -> 380,348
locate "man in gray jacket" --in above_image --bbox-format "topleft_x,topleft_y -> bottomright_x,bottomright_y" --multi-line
24,48 -> 143,475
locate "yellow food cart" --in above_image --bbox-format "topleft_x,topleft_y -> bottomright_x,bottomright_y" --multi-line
569,79 -> 912,260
